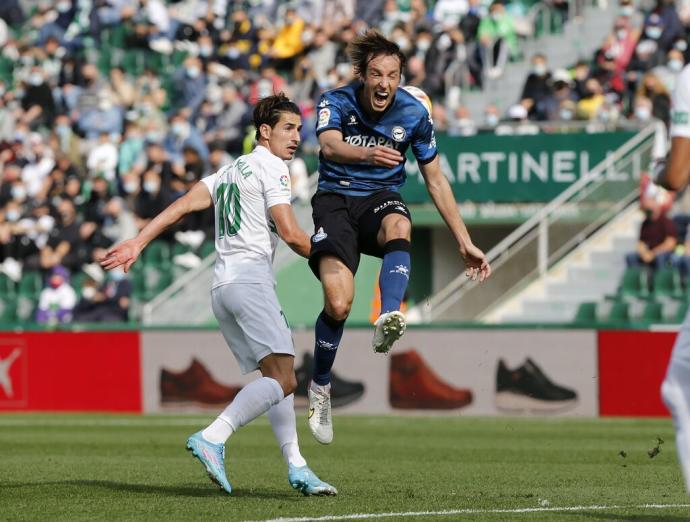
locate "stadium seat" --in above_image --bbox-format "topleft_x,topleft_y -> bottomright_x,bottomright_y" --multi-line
652,267 -> 682,299
642,301 -> 663,322
199,240 -> 215,259
141,265 -> 173,300
172,242 -> 192,257
0,296 -> 16,323
618,267 -> 650,299
573,302 -> 596,324
18,271 -> 43,297
607,300 -> 629,322
142,241 -> 171,268
674,301 -> 690,322
0,273 -> 17,296
15,295 -> 36,322
71,272 -> 87,297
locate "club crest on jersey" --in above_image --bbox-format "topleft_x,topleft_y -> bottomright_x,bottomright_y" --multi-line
317,108 -> 331,129
392,126 -> 406,142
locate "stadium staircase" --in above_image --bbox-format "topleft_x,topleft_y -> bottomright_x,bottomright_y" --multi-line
407,123 -> 659,325
463,0 -> 618,121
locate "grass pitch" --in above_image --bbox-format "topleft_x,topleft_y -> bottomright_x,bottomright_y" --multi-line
1,414 -> 689,521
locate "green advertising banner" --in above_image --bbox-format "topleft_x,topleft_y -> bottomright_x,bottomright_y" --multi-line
401,131 -> 636,203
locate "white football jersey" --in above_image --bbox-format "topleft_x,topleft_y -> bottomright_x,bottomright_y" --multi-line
201,145 -> 292,287
670,64 -> 690,139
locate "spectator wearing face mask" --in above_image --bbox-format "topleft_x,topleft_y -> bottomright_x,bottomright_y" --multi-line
0,198 -> 27,273
78,92 -> 123,140
641,10 -> 683,67
477,0 -> 519,80
269,7 -> 305,71
631,95 -> 654,123
577,78 -> 606,120
625,181 -> 677,274
163,112 -> 209,166
482,103 -> 501,129
41,198 -> 83,271
597,16 -> 639,94
118,122 -> 145,179
648,0 -> 684,51
520,53 -> 552,121
672,38 -> 689,64
0,164 -> 23,207
652,49 -> 686,93
22,133 -> 55,199
36,264 -> 77,325
21,67 -> 56,129
87,132 -> 119,182
543,69 -> 577,120
52,114 -> 82,165
134,169 -> 173,233
170,56 -> 207,119
72,269 -> 131,323
636,71 -> 671,126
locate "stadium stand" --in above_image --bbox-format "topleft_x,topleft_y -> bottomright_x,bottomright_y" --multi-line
0,0 -> 687,326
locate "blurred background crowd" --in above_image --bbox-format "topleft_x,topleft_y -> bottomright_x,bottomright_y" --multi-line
0,0 -> 688,324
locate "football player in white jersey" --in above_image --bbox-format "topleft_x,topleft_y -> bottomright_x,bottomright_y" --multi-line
100,94 -> 337,497
657,64 -> 690,493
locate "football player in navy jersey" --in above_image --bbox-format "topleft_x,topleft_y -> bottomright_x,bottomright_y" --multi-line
306,30 -> 491,444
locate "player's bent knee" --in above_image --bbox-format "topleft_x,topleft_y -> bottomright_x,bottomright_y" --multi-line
325,300 -> 351,322
382,215 -> 412,241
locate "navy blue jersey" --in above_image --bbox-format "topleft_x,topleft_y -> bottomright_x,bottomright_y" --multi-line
315,82 -> 438,196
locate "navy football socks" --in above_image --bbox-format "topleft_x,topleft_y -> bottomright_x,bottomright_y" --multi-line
379,239 -> 411,314
312,310 -> 345,385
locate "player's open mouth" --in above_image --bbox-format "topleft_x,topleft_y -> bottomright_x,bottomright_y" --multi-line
373,91 -> 389,109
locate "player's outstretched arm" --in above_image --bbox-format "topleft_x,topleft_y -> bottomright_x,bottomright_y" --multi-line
269,203 -> 311,258
319,129 -> 403,167
100,182 -> 213,272
658,137 -> 690,191
420,156 -> 491,282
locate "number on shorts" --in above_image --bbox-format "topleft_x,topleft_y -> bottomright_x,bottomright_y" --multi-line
216,182 -> 241,237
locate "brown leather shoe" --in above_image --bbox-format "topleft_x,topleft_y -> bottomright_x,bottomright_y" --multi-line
389,349 -> 473,409
160,358 -> 241,406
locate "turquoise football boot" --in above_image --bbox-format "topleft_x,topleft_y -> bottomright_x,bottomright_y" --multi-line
288,463 -> 338,496
186,431 -> 232,494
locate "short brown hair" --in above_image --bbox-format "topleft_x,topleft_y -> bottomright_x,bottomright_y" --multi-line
253,93 -> 301,140
347,29 -> 406,78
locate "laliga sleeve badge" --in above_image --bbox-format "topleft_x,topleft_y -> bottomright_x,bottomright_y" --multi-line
317,108 -> 331,129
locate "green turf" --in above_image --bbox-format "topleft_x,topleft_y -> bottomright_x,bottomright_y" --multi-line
1,415 -> 689,521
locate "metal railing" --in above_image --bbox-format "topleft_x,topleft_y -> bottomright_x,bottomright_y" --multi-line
410,124 -> 657,323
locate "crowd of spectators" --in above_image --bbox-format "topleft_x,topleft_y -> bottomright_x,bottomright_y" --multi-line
0,0 -> 688,323
506,0 -> 689,134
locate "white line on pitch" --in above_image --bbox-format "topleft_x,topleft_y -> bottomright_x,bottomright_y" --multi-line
246,504 -> 690,522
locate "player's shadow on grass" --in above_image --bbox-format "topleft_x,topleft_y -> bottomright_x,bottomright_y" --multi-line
562,511 -> 689,521
6,480 -> 298,500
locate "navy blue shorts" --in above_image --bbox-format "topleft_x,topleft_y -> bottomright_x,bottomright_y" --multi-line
308,189 -> 411,278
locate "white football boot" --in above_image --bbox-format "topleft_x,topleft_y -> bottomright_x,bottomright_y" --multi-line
308,382 -> 333,444
372,310 -> 407,354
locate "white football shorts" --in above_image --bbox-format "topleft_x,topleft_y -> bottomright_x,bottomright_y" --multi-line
211,282 -> 294,374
